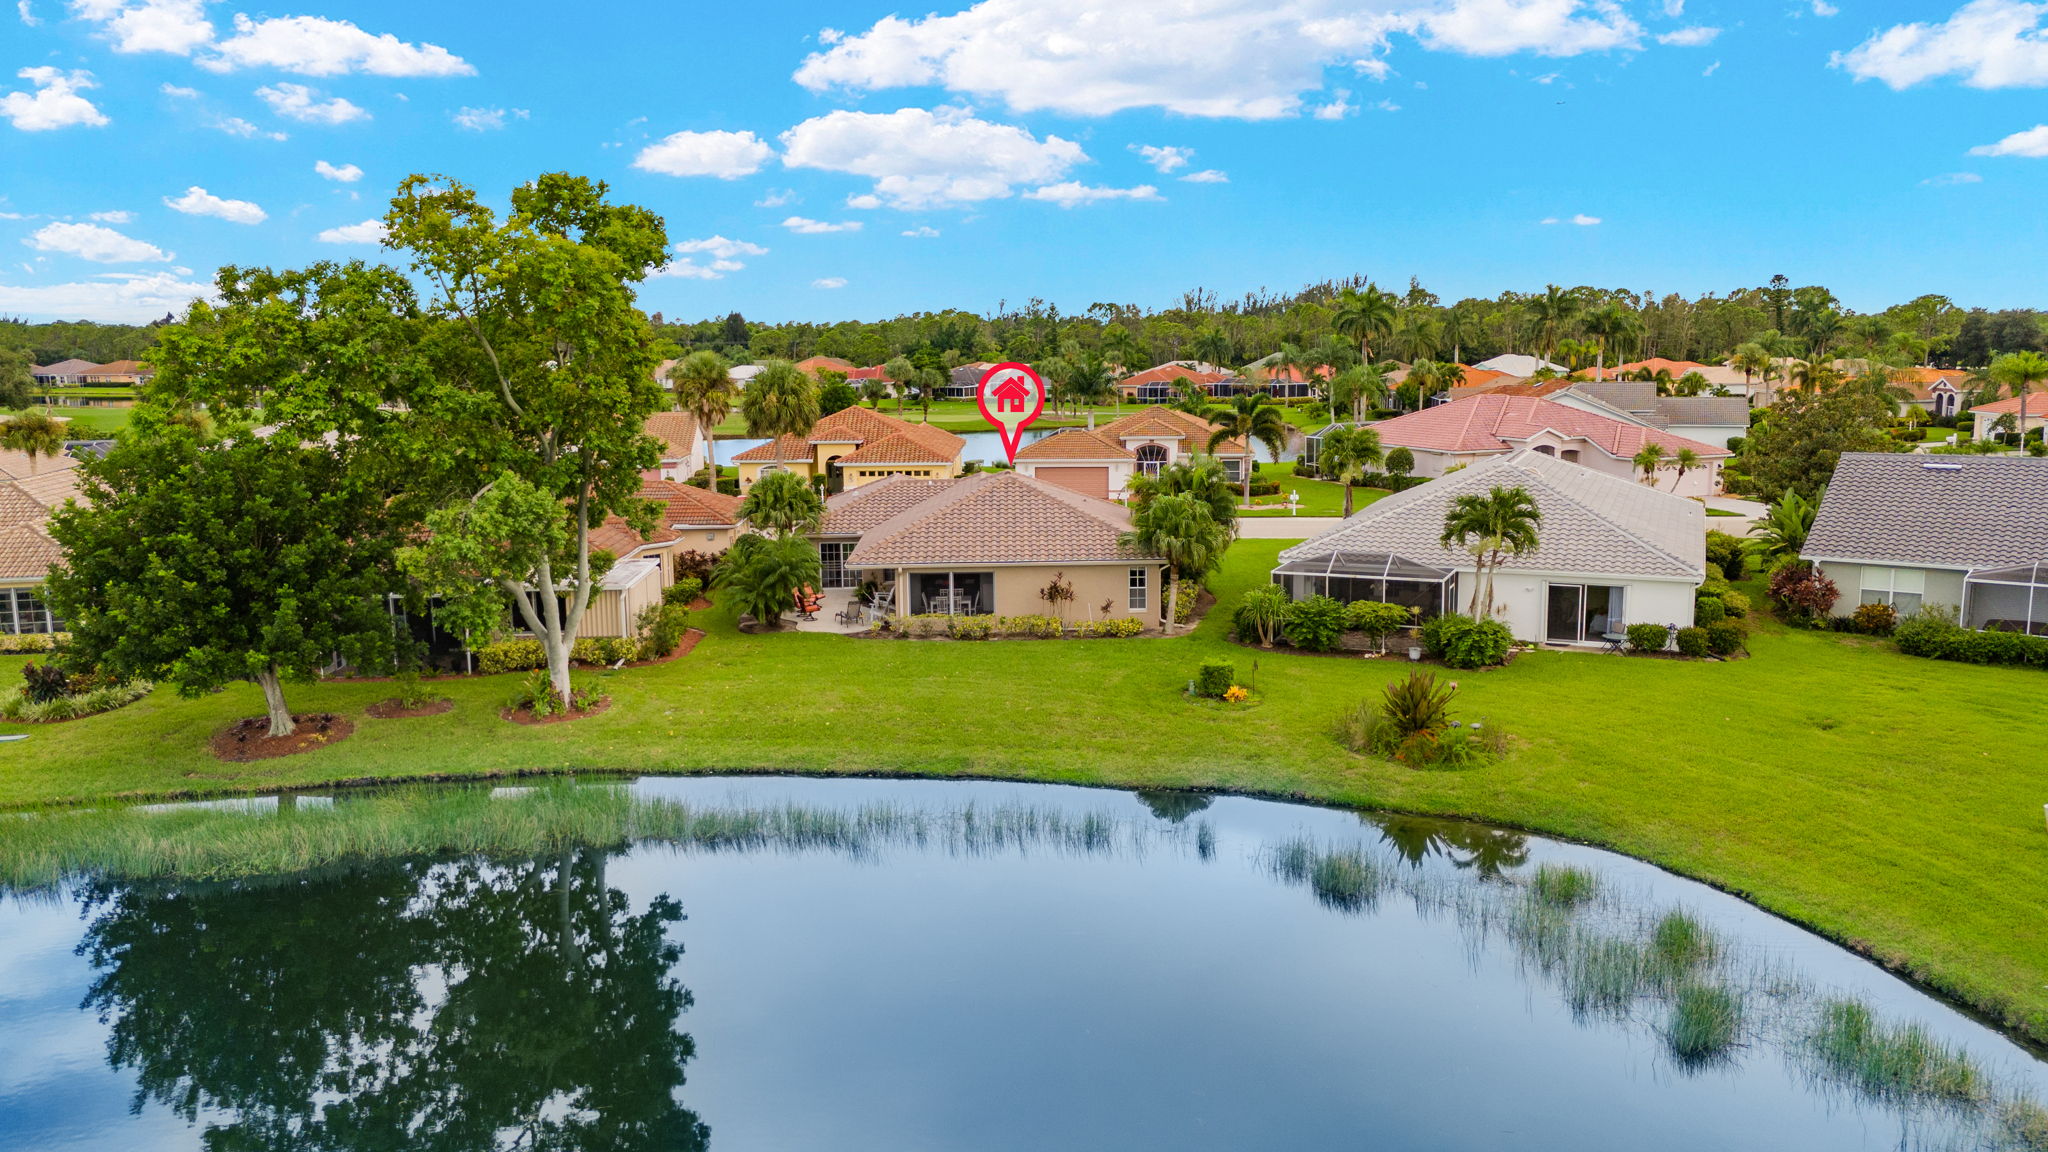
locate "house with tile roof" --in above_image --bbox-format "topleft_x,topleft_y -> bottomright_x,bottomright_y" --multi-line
1368,394 -> 1730,497
1470,353 -> 1568,377
1013,427 -> 1140,500
806,471 -> 1166,623
1092,405 -> 1255,484
794,355 -> 855,378
1966,392 -> 2047,442
1802,453 -> 2048,633
1548,381 -> 1750,451
642,410 -> 707,482
30,359 -> 100,385
1114,362 -> 1239,402
79,360 -> 154,386
944,361 -> 997,399
0,457 -> 84,637
1274,448 -> 1706,645
729,405 -> 965,494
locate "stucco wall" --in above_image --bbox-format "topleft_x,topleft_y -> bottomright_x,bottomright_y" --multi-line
1018,458 -> 1137,497
1814,561 -> 1966,617
1480,571 -> 1699,644
896,563 -> 1166,623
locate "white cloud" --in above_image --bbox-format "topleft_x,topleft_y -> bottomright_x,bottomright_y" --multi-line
0,270 -> 213,322
88,210 -> 132,223
1661,0 -> 1683,14
846,193 -> 883,208
25,221 -> 170,262
754,188 -> 798,207
654,235 -> 764,280
257,83 -> 368,124
1811,0 -> 1838,15
1414,0 -> 1641,57
1970,122 -> 2048,155
812,277 -> 848,289
1922,170 -> 1984,184
1,67 -> 108,131
451,105 -> 527,131
1021,182 -> 1163,208
315,219 -> 387,244
159,82 -> 198,98
1656,25 -> 1718,45
651,259 -> 735,280
76,0 -> 214,56
314,160 -> 362,182
781,216 -> 863,233
1181,169 -> 1230,182
632,129 -> 773,178
17,0 -> 35,25
200,14 -> 472,76
1314,89 -> 1357,118
1540,212 -> 1601,225
674,235 -> 768,259
779,106 -> 1085,209
164,185 -> 267,224
902,225 -> 940,236
1834,0 -> 2048,89
1702,58 -> 1721,75
1131,143 -> 1193,173
215,115 -> 286,140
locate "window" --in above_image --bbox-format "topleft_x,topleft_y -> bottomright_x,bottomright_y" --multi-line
818,541 -> 857,589
1861,566 -> 1925,613
914,571 -> 993,615
1135,443 -> 1169,476
0,588 -> 56,635
1129,567 -> 1148,611
1533,445 -> 1556,456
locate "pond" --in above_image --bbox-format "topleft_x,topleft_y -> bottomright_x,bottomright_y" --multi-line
2,776 -> 2044,1152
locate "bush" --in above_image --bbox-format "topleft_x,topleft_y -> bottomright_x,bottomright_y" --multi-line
1421,613 -> 1515,669
570,636 -> 638,665
995,614 -> 1063,638
1246,477 -> 1282,497
944,614 -> 995,640
1703,620 -> 1747,656
1195,658 -> 1235,698
20,661 -> 71,704
476,639 -> 546,675
1675,626 -> 1711,657
0,632 -> 61,654
1769,562 -> 1840,621
1172,578 -> 1200,625
1234,585 -> 1288,647
1704,530 -> 1748,581
1693,596 -> 1726,625
636,602 -> 690,660
1850,601 -> 1899,636
1282,594 -> 1347,652
1893,604 -> 1963,657
509,670 -> 604,718
663,575 -> 704,605
1292,461 -> 1319,478
1074,617 -> 1143,638
670,550 -> 724,583
1719,590 -> 1751,619
1627,622 -> 1672,653
0,678 -> 153,722
1382,669 -> 1454,735
1344,600 -> 1412,644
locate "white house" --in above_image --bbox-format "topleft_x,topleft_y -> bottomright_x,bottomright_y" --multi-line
642,410 -> 709,483
1967,393 -> 2048,443
1272,449 -> 1706,646
1469,353 -> 1567,376
1368,393 -> 1729,497
1549,381 -> 1750,451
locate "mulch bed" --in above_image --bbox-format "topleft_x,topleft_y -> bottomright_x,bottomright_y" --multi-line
364,697 -> 455,719
211,713 -> 355,762
500,696 -> 613,726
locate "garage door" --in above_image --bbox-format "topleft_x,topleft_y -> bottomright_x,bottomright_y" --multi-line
1034,467 -> 1110,500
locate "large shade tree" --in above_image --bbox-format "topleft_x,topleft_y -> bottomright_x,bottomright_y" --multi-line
383,172 -> 671,707
1439,484 -> 1543,620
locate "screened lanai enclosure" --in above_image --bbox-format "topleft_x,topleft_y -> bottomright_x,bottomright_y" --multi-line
1964,561 -> 2048,635
1270,551 -> 1458,617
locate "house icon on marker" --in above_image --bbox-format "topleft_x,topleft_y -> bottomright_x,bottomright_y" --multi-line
990,376 -> 1033,413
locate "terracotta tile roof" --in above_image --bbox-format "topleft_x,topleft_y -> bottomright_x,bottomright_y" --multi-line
1119,364 -> 1234,389
1014,428 -> 1135,461
10,468 -> 85,513
846,470 -> 1158,567
589,516 -> 661,558
1968,392 -> 2046,415
795,355 -> 855,374
1370,394 -> 1730,459
1098,406 -> 1251,457
86,359 -> 146,375
643,410 -> 700,461
820,474 -> 963,535
731,435 -> 811,463
811,405 -> 965,460
1486,378 -> 1575,398
0,449 -> 80,483
0,523 -> 61,581
835,431 -> 956,465
844,365 -> 895,381
649,477 -> 739,526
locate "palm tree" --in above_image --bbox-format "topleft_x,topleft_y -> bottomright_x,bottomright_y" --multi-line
1394,308 -> 1443,363
1318,425 -> 1383,516
1330,364 -> 1388,422
1632,442 -> 1666,485
1730,342 -> 1771,395
1441,305 -> 1471,366
670,350 -> 733,490
1527,285 -> 1580,365
1791,353 -> 1842,395
1438,485 -> 1542,620
1203,392 -> 1288,506
1582,302 -> 1632,376
1189,324 -> 1232,370
0,409 -> 65,473
1331,283 -> 1398,365
740,360 -> 820,440
1749,486 -> 1822,567
882,356 -> 916,415
1119,491 -> 1229,635
858,377 -> 891,410
1990,350 -> 2048,452
1127,456 -> 1237,533
1100,324 -> 1145,373
736,469 -> 825,537
1667,446 -> 1701,491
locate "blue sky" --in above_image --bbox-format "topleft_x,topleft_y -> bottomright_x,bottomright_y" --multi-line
5,0 -> 2048,325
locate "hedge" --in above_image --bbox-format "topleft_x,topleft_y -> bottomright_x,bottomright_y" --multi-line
1420,613 -> 1514,669
1675,626 -> 1711,658
1895,608 -> 2048,668
1626,622 -> 1672,653
474,636 -> 639,675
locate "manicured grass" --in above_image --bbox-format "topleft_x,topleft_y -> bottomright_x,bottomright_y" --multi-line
11,406 -> 131,435
1241,461 -> 1390,517
4,542 -> 2048,1047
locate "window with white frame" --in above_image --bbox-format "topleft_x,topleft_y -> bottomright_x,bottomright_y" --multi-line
0,587 -> 58,634
817,541 -> 857,589
1128,567 -> 1148,611
1860,566 -> 1925,613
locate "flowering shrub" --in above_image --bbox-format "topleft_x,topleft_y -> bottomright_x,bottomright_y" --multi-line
1769,562 -> 1840,621
1223,685 -> 1249,703
1074,617 -> 1144,638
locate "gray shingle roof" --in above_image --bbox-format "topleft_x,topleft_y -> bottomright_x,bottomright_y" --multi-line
1802,452 -> 2048,569
1277,449 -> 1705,581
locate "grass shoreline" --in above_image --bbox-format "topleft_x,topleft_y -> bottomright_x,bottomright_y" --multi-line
4,540 -> 2047,1052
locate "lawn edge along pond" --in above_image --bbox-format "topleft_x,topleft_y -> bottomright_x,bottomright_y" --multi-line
4,540 -> 2048,1053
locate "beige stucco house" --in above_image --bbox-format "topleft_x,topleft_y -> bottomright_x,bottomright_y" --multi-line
732,407 -> 965,494
1369,394 -> 1729,497
1090,407 -> 1255,484
0,450 -> 82,638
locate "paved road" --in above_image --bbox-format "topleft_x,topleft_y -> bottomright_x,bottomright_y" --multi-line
1237,516 -> 1342,539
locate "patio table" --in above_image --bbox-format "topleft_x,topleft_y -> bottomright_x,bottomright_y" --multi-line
1599,631 -> 1629,653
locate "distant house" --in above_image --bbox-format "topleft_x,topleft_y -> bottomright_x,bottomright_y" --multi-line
1548,381 -> 1751,451
1966,393 -> 2048,442
0,452 -> 85,637
1801,452 -> 2048,633
1579,359 -> 1750,394
945,361 -> 996,399
642,410 -> 708,482
31,359 -> 99,386
809,470 -> 1168,622
1891,367 -> 1972,419
1115,362 -> 1238,403
1092,406 -> 1253,483
793,355 -> 855,378
1273,448 -> 1706,644
1469,353 -> 1568,377
80,360 -> 153,386
1367,393 -> 1729,497
1014,428 -> 1138,500
731,406 -> 965,493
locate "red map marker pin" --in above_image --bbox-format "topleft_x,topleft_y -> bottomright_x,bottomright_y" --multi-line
976,362 -> 1046,464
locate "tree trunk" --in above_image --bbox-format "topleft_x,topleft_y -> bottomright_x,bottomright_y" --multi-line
702,433 -> 718,490
256,665 -> 295,738
1165,578 -> 1179,635
1466,560 -> 1486,616
1342,481 -> 1354,517
547,638 -> 574,706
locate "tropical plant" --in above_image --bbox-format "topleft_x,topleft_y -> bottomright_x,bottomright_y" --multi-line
1317,424 -> 1383,516
0,409 -> 66,472
669,350 -> 733,490
1233,584 -> 1288,647
1380,670 -> 1455,737
1667,446 -> 1701,490
1120,492 -> 1229,634
1384,445 -> 1415,489
1331,283 -> 1398,365
1281,594 -> 1347,651
712,533 -> 821,630
1749,486 -> 1822,567
1581,303 -> 1633,375
1527,285 -> 1580,364
736,469 -> 825,537
883,356 -> 916,414
858,376 -> 892,409
1203,392 -> 1288,505
1127,456 -> 1237,531
1330,363 -> 1388,422
1189,324 -> 1232,370
1731,341 -> 1771,392
740,360 -> 820,439
1438,485 -> 1543,619
1632,442 -> 1666,485
1989,350 -> 2048,452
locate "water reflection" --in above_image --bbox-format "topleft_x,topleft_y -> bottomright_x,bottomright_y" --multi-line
1373,813 -> 1531,879
76,850 -> 707,1151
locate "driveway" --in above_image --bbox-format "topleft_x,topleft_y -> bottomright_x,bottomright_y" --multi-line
1237,516 -> 1341,539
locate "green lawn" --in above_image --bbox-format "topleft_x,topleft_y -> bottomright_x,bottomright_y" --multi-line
4,542 -> 2048,1047
12,406 -> 132,435
1241,461 -> 1389,517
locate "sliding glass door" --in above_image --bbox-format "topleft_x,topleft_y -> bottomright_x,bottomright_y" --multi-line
1546,583 -> 1624,644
